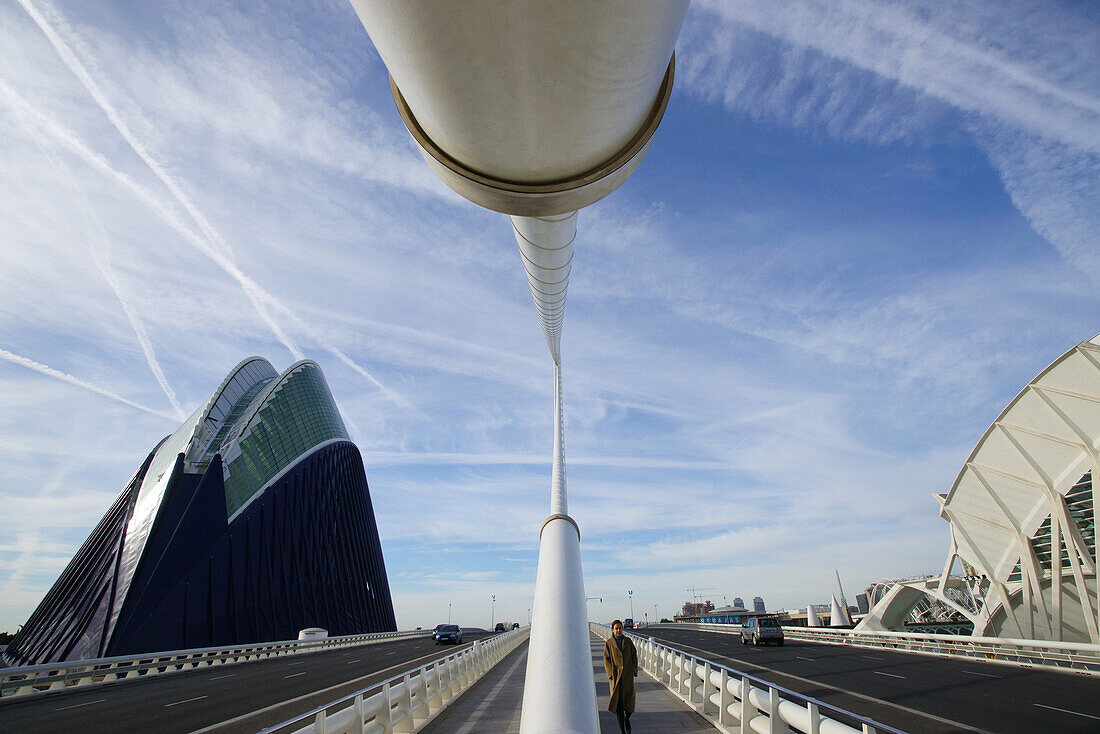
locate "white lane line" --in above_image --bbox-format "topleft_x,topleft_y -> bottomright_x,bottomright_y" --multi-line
346,659 -> 361,664
861,655 -> 885,660
165,695 -> 208,707
284,672 -> 307,679
796,656 -> 815,661
387,651 -> 397,655
55,698 -> 107,711
287,661 -> 305,666
873,671 -> 906,679
209,673 -> 236,681
962,670 -> 1001,678
1035,703 -> 1100,720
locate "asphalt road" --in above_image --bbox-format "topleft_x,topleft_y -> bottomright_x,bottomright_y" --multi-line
0,632 -> 491,733
638,626 -> 1100,734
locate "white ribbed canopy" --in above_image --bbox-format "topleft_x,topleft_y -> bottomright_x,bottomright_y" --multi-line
941,335 -> 1100,641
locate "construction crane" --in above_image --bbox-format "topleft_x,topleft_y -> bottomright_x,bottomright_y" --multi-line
686,587 -> 716,602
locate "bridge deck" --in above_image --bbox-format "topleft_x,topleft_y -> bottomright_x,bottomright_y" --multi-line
422,634 -> 712,733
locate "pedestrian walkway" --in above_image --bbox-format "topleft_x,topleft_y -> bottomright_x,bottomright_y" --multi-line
421,635 -> 713,733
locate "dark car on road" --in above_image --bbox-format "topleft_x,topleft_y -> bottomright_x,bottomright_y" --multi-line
494,623 -> 506,632
434,624 -> 463,644
741,617 -> 783,646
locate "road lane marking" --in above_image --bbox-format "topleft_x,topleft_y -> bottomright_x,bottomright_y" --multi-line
209,673 -> 236,681
873,671 -> 906,679
55,698 -> 107,711
646,634 -> 992,734
962,670 -> 1001,678
283,672 -> 307,679
165,695 -> 208,707
387,651 -> 397,655
796,656 -> 814,661
346,659 -> 361,664
1035,703 -> 1100,720
861,655 -> 885,660
287,661 -> 305,666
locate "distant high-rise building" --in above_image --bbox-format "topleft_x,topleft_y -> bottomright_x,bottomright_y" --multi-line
733,597 -> 745,609
753,596 -> 766,612
5,357 -> 396,666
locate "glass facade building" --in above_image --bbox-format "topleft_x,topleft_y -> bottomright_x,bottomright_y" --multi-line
221,363 -> 349,519
4,357 -> 395,666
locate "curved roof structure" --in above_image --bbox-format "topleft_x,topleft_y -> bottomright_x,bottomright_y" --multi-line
219,360 -> 349,520
861,334 -> 1100,642
183,356 -> 279,468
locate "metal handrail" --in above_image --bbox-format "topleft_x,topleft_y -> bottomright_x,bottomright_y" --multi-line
259,627 -> 531,734
0,629 -> 428,699
592,623 -> 905,734
665,622 -> 1100,674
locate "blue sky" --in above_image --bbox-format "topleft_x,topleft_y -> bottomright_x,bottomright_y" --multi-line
0,0 -> 1097,632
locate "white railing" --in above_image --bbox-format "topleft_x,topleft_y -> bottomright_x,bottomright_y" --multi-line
592,623 -> 903,734
0,629 -> 428,699
260,627 -> 531,734
666,622 -> 1100,674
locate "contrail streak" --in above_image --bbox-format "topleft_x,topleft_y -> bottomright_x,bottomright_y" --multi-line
17,119 -> 186,419
16,0 -> 231,261
17,0 -> 402,406
0,348 -> 178,421
0,76 -> 307,363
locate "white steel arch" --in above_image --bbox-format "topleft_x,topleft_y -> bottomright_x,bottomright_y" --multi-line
861,334 -> 1100,642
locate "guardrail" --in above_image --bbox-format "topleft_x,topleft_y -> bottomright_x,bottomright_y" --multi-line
259,627 -> 531,734
0,629 -> 428,699
664,622 -> 1100,674
592,623 -> 902,734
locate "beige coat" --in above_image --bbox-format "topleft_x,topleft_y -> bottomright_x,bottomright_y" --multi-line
603,634 -> 638,713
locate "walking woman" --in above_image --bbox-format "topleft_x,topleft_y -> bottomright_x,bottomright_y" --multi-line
603,619 -> 638,733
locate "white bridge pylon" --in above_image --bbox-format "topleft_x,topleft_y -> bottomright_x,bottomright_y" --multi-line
348,3 -> 689,731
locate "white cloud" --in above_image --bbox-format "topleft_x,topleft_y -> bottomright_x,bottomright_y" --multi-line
681,0 -> 1100,283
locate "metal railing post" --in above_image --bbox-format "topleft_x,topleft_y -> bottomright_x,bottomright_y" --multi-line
740,676 -> 757,734
807,701 -> 821,734
702,661 -> 714,715
718,668 -> 733,727
769,686 -> 789,733
378,681 -> 393,732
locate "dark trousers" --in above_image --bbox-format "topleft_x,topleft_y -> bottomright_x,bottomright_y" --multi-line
615,699 -> 631,733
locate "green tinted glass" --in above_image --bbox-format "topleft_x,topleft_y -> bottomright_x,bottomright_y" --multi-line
223,364 -> 349,517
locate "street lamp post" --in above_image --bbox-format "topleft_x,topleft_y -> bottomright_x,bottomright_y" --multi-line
628,590 -> 634,621
654,603 -> 658,623
448,603 -> 452,624
491,594 -> 497,629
